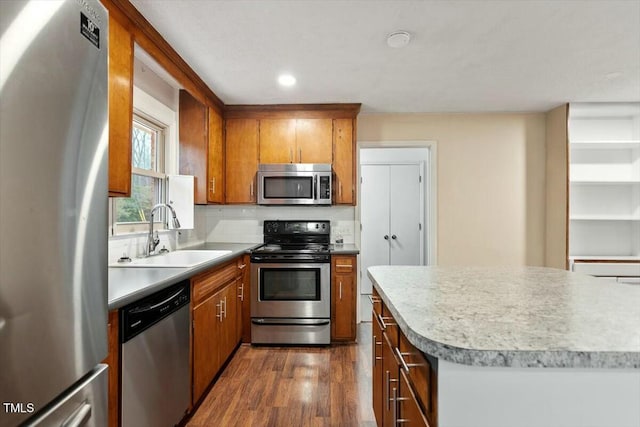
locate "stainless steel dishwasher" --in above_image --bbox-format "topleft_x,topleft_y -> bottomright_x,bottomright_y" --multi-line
120,280 -> 190,427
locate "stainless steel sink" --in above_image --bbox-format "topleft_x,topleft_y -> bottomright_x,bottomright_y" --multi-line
110,250 -> 232,268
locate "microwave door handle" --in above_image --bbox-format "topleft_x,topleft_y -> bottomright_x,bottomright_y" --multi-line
313,175 -> 317,200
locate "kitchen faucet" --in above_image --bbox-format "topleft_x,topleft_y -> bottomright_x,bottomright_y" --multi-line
146,203 -> 181,256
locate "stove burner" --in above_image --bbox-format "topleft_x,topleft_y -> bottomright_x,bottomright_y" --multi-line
252,220 -> 331,262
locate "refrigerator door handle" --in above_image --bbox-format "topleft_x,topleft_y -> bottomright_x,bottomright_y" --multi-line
61,402 -> 92,427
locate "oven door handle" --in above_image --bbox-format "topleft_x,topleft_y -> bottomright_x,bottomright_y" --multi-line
252,318 -> 330,326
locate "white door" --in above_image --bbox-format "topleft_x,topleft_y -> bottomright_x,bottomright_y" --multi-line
360,163 -> 424,320
360,165 -> 391,295
389,164 -> 422,265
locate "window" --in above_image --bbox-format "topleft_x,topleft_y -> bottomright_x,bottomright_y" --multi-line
112,114 -> 167,234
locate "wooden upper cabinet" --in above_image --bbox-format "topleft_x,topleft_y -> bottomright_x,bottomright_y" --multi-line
259,119 -> 296,163
179,90 -> 208,204
225,119 -> 259,203
108,15 -> 133,197
333,118 -> 355,204
296,119 -> 333,163
258,118 -> 332,164
207,107 -> 224,204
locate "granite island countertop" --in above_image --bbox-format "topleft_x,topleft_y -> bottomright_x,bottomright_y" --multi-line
108,242 -> 260,310
368,265 -> 640,368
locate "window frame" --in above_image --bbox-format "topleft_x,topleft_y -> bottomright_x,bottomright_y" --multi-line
109,86 -> 177,236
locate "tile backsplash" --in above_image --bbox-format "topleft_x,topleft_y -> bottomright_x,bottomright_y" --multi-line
108,205 -> 356,262
204,205 -> 356,244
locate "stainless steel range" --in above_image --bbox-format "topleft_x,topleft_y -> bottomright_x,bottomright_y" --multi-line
251,220 -> 331,345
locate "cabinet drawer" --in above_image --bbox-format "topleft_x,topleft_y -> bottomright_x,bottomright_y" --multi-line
375,303 -> 398,349
192,260 -> 238,304
333,256 -> 355,273
398,332 -> 432,417
371,288 -> 383,317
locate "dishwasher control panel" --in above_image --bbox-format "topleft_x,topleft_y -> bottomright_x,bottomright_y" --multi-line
120,280 -> 190,343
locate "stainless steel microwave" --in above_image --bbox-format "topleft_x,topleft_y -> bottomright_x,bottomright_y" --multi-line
257,163 -> 332,205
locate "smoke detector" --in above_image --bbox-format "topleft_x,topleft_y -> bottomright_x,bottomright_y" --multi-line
387,31 -> 411,48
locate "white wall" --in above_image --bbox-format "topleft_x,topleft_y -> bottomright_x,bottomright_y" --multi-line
358,113 -> 547,266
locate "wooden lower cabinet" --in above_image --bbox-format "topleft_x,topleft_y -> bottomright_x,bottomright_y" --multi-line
191,259 -> 243,406
372,294 -> 437,427
192,291 -> 222,403
331,255 -> 357,342
382,327 -> 399,427
372,310 -> 384,426
239,255 -> 251,343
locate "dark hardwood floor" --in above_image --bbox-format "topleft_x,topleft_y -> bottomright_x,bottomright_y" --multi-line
187,323 -> 376,427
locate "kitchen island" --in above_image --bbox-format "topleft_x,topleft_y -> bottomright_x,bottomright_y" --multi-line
368,265 -> 640,427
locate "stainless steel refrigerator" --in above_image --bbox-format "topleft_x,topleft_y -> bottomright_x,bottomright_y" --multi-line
0,0 -> 109,426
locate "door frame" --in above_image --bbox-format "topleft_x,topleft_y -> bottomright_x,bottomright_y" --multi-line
357,141 -> 438,265
356,142 -> 438,322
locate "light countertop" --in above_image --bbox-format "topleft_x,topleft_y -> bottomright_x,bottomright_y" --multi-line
329,244 -> 359,254
108,243 -> 260,310
368,265 -> 640,368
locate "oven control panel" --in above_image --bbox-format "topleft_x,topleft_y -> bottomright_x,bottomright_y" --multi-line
264,220 -> 329,235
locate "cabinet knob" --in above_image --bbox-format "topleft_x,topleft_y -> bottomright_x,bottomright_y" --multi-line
391,234 -> 397,240
384,235 -> 389,240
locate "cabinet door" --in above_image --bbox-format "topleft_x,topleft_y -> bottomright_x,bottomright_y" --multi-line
372,310 -> 384,427
382,332 -> 400,427
179,90 -> 208,204
220,282 -> 238,364
333,118 -> 354,204
108,16 -> 133,197
192,292 -> 222,404
235,277 -> 243,345
331,256 -> 357,342
399,332 -> 432,420
389,164 -> 422,265
225,119 -> 259,203
360,164 -> 391,295
240,255 -> 251,343
296,119 -> 333,163
259,119 -> 296,163
397,370 -> 430,427
207,107 -> 224,203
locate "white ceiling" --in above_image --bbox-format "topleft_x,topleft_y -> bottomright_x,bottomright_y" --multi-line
130,0 -> 640,113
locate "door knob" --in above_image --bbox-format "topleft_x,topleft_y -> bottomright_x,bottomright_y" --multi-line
384,235 -> 389,240
391,235 -> 397,240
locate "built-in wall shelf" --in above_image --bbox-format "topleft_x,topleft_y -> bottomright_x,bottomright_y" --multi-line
570,215 -> 640,221
568,103 -> 640,272
570,140 -> 640,149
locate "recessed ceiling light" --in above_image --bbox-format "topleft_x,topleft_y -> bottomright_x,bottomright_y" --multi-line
278,74 -> 296,87
387,31 -> 411,48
